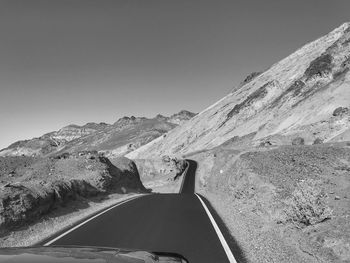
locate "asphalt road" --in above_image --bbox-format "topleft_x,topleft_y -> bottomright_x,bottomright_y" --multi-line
42,160 -> 231,263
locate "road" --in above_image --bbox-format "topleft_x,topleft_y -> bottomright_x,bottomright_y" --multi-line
41,159 -> 234,263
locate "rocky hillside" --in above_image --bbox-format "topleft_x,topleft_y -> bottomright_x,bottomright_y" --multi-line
127,23 -> 350,159
0,152 -> 145,234
53,116 -> 177,158
0,111 -> 195,158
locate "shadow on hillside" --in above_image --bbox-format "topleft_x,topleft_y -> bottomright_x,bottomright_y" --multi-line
197,193 -> 248,263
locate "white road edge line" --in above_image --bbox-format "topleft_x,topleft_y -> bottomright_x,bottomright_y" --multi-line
195,194 -> 237,263
43,195 -> 142,246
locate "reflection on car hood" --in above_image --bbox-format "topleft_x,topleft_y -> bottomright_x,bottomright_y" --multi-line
0,246 -> 187,263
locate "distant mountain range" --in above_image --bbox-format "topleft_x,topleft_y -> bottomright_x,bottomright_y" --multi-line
0,110 -> 196,157
127,22 -> 350,159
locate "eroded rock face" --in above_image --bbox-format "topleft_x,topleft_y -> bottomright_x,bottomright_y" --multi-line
333,107 -> 349,116
0,154 -> 145,234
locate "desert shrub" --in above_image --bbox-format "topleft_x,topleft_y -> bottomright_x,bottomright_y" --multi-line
292,137 -> 305,145
313,138 -> 323,145
284,179 -> 332,226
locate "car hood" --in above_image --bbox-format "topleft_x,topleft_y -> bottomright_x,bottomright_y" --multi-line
0,246 -> 187,263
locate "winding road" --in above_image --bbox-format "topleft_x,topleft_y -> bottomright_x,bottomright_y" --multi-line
40,160 -> 236,263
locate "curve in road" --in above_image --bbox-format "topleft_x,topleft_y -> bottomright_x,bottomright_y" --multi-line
41,159 -> 235,263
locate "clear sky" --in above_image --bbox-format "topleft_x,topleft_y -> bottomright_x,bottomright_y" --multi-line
0,0 -> 349,149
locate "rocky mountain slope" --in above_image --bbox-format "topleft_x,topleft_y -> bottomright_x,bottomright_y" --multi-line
0,111 -> 195,158
127,23 -> 350,159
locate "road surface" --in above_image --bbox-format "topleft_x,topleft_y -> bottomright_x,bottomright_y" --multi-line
41,159 -> 234,263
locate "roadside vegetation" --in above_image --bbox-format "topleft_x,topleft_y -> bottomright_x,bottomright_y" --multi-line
283,179 -> 332,226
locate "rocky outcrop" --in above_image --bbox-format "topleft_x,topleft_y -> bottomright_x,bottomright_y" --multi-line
0,154 -> 145,234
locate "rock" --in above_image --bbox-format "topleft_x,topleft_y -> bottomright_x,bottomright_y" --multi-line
107,157 -> 147,192
292,137 -> 305,146
333,107 -> 349,116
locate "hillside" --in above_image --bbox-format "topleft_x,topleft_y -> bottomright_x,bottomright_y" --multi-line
127,23 -> 350,159
0,111 -> 195,158
191,141 -> 350,262
0,152 -> 145,235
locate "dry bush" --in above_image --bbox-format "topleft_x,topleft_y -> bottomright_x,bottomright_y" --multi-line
284,179 -> 332,226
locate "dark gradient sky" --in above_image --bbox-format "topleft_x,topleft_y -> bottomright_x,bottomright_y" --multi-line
0,0 -> 349,149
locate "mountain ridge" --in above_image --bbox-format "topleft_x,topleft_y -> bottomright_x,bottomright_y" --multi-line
0,110 -> 196,157
126,22 -> 350,159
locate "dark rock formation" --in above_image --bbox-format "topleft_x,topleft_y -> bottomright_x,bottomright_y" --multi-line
292,137 -> 305,146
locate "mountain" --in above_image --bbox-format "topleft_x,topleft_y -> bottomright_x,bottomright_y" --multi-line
167,110 -> 197,125
54,116 -> 177,157
49,122 -> 110,142
0,111 -> 195,157
126,23 -> 350,159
